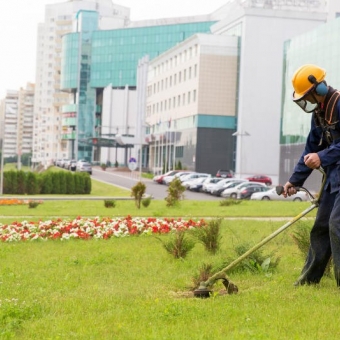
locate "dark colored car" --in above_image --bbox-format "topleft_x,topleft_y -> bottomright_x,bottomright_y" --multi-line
237,185 -> 269,199
246,175 -> 272,186
216,169 -> 233,178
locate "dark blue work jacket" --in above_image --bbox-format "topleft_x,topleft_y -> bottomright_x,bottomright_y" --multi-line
289,87 -> 340,194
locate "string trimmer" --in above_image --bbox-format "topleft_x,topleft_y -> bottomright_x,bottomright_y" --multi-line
194,167 -> 326,298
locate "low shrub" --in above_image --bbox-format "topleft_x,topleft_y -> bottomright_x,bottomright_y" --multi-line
28,201 -> 40,209
104,199 -> 116,208
219,199 -> 242,206
141,196 -> 152,208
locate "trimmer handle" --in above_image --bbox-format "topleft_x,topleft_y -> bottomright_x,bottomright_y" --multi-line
275,185 -> 301,196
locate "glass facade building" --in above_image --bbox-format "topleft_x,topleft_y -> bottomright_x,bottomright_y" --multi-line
280,17 -> 340,189
61,10 -> 215,161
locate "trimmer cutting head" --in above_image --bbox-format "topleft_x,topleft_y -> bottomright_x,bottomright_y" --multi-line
193,278 -> 238,298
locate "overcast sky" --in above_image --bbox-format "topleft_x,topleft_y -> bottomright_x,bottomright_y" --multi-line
0,0 -> 227,99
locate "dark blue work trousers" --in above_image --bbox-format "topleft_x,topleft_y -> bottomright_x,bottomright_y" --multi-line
296,188 -> 340,286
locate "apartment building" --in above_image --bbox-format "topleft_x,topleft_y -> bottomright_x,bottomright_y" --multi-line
2,90 -> 19,158
32,0 -> 130,167
17,83 -> 35,157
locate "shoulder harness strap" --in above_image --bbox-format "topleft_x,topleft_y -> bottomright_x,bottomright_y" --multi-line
325,91 -> 340,125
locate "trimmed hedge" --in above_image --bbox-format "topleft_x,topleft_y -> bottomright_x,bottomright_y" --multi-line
3,170 -> 91,195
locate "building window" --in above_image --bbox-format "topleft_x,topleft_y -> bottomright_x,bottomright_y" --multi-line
176,146 -> 184,158
193,90 -> 197,102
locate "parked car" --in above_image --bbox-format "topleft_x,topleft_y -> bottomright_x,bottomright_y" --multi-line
152,170 -> 181,184
182,175 -> 210,189
216,169 -> 233,178
163,171 -> 193,185
188,177 -> 208,192
202,177 -> 223,193
180,173 -> 210,184
211,179 -> 247,197
246,175 -> 272,186
237,185 -> 270,199
69,160 -> 77,171
209,178 -> 246,196
63,159 -> 72,169
55,159 -> 64,167
250,187 -> 308,201
221,181 -> 267,199
76,161 -> 92,175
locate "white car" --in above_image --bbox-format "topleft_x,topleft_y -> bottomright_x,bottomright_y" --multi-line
250,187 -> 308,201
211,179 -> 247,196
188,177 -> 208,192
209,178 -> 247,195
221,181 -> 267,199
182,175 -> 210,189
202,177 -> 223,193
180,172 -> 210,183
163,171 -> 193,185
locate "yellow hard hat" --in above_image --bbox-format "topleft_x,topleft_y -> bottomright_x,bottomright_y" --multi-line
292,64 -> 326,100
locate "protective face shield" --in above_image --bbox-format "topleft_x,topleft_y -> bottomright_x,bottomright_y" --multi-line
291,65 -> 328,113
293,89 -> 320,113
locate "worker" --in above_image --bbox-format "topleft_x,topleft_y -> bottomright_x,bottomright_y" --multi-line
283,64 -> 340,286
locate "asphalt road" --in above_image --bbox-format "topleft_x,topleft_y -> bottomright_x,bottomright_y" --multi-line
91,168 -> 221,200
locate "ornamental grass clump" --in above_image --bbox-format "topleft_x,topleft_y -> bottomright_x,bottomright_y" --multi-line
291,221 -> 332,276
157,230 -> 196,259
191,218 -> 222,254
226,242 -> 280,274
190,263 -> 214,291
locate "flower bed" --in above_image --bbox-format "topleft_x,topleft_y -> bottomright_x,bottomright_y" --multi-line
0,199 -> 43,206
0,199 -> 25,206
0,216 -> 206,242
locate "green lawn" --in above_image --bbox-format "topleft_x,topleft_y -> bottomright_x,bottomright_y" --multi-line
0,172 -> 329,339
0,219 -> 337,339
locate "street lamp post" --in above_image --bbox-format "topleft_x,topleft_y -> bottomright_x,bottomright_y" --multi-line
232,130 -> 250,178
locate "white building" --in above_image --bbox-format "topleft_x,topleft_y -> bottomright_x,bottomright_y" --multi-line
2,90 -> 19,158
146,33 -> 239,175
209,0 -> 332,183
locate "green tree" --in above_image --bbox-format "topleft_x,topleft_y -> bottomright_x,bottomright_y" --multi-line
165,177 -> 185,207
26,172 -> 39,194
131,181 -> 146,209
17,170 -> 26,194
